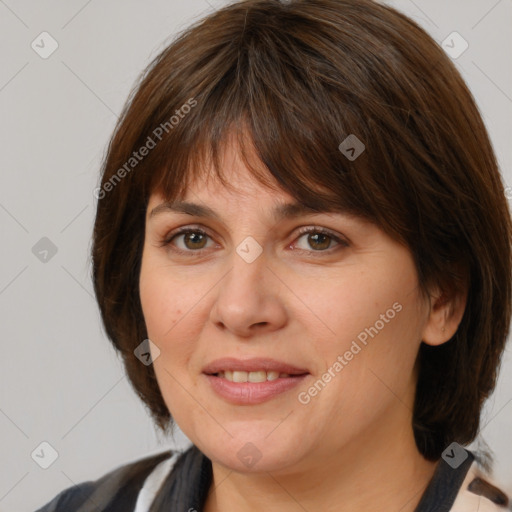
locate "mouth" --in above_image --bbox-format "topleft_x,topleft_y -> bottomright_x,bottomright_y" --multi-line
202,357 -> 310,405
212,370 -> 299,382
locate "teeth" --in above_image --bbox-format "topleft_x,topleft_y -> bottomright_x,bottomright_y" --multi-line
248,371 -> 267,383
218,370 -> 289,382
233,371 -> 248,383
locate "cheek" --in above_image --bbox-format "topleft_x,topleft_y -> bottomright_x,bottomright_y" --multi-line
312,258 -> 423,388
140,259 -> 198,341
139,272 -> 174,339
312,264 -> 415,346
139,256 -> 214,386
139,260 -> 199,414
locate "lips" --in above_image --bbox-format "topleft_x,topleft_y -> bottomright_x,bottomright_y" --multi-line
202,357 -> 309,376
202,357 -> 310,405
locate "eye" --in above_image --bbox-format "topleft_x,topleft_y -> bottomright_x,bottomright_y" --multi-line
159,225 -> 349,256
161,227 -> 216,254
293,226 -> 348,253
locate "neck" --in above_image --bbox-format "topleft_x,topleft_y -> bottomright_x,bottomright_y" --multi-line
203,406 -> 438,512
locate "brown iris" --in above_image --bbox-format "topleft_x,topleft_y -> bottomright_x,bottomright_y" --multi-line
307,232 -> 331,251
183,232 -> 208,250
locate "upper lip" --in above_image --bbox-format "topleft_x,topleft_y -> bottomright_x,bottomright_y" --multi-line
202,357 -> 309,375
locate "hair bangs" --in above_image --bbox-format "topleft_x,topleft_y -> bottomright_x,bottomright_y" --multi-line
145,29 -> 375,221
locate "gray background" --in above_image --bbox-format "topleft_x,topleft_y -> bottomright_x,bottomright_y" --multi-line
0,0 -> 511,510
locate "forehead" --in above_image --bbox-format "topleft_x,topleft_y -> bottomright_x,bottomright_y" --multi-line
148,197 -> 338,224
147,128 -> 360,222
149,135 -> 299,207
147,165 -> 292,212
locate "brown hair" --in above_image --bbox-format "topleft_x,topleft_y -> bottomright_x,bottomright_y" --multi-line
92,0 -> 512,461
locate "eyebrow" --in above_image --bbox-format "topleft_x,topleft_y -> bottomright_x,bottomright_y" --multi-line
149,200 -> 338,222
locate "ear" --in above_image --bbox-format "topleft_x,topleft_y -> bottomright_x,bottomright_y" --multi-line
421,283 -> 467,346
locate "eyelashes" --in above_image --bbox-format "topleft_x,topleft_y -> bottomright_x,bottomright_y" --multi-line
160,227 -> 215,252
159,224 -> 349,257
292,226 -> 349,253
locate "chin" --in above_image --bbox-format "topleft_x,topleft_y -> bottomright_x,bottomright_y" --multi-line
196,430 -> 305,474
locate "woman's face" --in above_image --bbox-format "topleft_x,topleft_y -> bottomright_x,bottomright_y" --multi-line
139,140 -> 432,474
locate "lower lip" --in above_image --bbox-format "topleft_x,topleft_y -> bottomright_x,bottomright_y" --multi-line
204,374 -> 309,405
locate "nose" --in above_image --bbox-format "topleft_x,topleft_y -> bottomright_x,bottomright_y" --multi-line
208,246 -> 288,338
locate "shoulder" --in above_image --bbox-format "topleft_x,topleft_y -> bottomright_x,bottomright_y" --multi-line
451,455 -> 510,512
35,448 -> 179,512
414,447 -> 510,512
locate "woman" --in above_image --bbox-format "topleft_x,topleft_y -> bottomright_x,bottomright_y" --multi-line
37,0 -> 511,510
